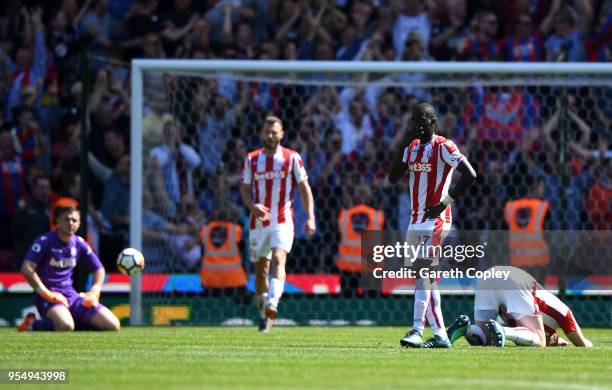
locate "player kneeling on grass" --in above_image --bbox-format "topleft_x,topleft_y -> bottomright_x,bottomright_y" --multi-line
18,206 -> 120,332
445,266 -> 592,347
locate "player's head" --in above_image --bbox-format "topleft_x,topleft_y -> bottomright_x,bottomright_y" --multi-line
260,115 -> 284,151
410,102 -> 437,140
56,206 -> 81,237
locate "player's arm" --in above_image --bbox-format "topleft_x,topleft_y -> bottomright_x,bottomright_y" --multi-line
79,241 -> 106,308
299,179 -> 316,237
389,132 -> 415,184
566,329 -> 593,347
80,267 -> 104,308
388,145 -> 409,184
424,158 -> 477,219
240,154 -> 270,221
21,260 -> 69,306
240,183 -> 270,221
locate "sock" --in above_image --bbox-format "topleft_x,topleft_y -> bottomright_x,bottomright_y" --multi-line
255,293 -> 268,319
425,282 -> 447,339
32,319 -> 55,331
504,326 -> 542,347
267,278 -> 284,309
466,325 -> 486,345
412,278 -> 430,332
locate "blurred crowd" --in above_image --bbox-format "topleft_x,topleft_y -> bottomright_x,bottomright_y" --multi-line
0,0 -> 610,273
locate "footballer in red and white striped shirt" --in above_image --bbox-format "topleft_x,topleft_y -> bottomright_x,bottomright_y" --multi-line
498,288 -> 592,347
389,103 -> 477,348
240,116 -> 316,333
457,266 -> 592,348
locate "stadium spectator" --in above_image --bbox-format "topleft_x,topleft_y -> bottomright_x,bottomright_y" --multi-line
501,13 -> 545,62
80,0 -> 118,68
460,10 -> 500,61
0,129 -> 26,261
0,0 -> 609,278
429,0 -> 469,61
392,0 -> 431,60
88,153 -> 130,269
10,103 -> 47,171
3,6 -> 46,121
167,192 -> 202,272
196,81 -> 247,175
543,7 -> 588,62
150,119 -> 201,216
585,1 -> 612,62
103,129 -> 128,169
331,87 -> 374,156
11,175 -> 51,270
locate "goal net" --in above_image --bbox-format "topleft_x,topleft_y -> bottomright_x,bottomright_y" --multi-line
129,60 -> 612,327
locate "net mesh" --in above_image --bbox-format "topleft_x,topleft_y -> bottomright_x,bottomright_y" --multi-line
136,67 -> 612,326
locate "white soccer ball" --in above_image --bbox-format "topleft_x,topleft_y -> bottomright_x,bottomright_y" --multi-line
116,248 -> 145,276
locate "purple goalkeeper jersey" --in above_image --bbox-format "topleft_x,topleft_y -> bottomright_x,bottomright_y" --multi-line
24,231 -> 103,295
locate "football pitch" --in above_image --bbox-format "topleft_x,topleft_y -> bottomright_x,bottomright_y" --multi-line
2,327 -> 611,390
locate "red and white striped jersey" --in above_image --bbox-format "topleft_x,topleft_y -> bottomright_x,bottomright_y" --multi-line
242,147 -> 308,229
500,287 -> 578,336
535,288 -> 578,336
402,134 -> 464,224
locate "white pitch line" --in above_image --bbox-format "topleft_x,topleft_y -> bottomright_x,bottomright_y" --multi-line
432,378 -> 611,390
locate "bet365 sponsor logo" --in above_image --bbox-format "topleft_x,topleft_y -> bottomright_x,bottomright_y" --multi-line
49,257 -> 77,268
408,163 -> 432,172
254,171 -> 286,180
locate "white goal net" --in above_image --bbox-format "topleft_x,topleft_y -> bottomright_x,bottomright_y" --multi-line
129,60 -> 612,326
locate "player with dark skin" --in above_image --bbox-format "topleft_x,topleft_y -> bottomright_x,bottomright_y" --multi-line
388,103 -> 477,348
389,103 -> 477,215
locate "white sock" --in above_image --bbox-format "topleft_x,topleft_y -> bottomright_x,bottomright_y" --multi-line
255,293 -> 268,319
267,278 -> 284,309
504,327 -> 542,347
466,325 -> 486,345
425,282 -> 447,339
412,278 -> 429,332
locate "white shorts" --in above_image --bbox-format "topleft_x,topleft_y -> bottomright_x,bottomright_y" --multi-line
404,218 -> 452,266
249,223 -> 294,262
474,266 -> 539,321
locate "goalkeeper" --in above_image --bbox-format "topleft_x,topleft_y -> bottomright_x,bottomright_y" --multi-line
17,206 -> 120,332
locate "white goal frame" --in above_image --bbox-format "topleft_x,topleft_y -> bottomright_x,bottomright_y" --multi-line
129,60 -> 612,325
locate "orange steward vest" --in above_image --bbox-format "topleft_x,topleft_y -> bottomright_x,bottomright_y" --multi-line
504,198 -> 550,266
336,204 -> 384,272
200,221 -> 247,288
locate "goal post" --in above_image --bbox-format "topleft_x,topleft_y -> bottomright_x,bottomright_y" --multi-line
129,60 -> 612,326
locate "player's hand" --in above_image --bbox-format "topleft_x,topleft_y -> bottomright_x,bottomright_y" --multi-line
304,218 -> 316,238
39,290 -> 69,307
251,204 -> 270,221
424,202 -> 446,220
79,290 -> 100,308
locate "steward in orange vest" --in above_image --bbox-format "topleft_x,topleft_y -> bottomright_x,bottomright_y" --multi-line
200,221 -> 247,288
336,204 -> 384,273
504,197 -> 550,267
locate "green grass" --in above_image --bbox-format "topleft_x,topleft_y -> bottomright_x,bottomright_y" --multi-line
1,327 -> 611,390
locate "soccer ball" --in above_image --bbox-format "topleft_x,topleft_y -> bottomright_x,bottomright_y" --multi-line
116,248 -> 145,276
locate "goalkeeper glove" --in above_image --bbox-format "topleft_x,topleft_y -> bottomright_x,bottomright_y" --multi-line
79,286 -> 100,308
